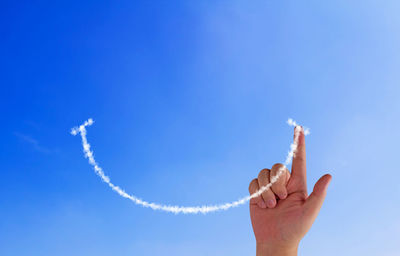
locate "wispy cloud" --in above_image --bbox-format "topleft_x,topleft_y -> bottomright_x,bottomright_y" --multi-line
14,132 -> 51,154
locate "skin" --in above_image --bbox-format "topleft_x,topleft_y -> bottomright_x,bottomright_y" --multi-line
248,126 -> 332,256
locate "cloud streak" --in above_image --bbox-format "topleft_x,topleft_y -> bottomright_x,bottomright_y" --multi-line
14,132 -> 51,154
71,118 -> 308,214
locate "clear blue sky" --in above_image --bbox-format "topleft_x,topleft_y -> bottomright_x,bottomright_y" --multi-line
1,1 -> 400,255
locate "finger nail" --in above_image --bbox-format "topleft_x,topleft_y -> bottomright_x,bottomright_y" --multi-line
279,193 -> 287,199
258,201 -> 267,209
267,200 -> 276,208
326,175 -> 332,187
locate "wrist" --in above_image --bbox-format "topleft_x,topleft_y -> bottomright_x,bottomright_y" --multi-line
256,242 -> 298,256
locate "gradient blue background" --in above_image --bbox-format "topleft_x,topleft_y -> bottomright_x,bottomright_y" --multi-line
1,1 -> 400,255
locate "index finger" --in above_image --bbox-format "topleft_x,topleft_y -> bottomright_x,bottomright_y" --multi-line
290,126 -> 307,192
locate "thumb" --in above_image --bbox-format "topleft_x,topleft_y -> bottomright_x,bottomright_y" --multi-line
304,174 -> 332,218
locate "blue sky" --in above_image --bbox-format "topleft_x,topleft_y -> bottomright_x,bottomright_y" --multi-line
1,1 -> 400,255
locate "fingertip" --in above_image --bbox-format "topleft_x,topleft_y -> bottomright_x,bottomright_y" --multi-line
314,174 -> 332,195
323,174 -> 333,186
258,201 -> 267,209
326,174 -> 332,189
267,199 -> 276,208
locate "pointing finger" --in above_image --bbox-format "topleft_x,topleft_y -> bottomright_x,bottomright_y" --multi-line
290,126 -> 307,193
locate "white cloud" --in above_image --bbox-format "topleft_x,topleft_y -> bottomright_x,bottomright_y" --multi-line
14,132 -> 51,154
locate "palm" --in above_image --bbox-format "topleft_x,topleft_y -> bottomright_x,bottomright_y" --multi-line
250,191 -> 310,244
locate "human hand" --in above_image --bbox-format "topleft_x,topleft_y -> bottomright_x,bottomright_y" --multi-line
248,126 -> 332,256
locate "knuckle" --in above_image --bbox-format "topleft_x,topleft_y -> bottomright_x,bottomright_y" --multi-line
272,163 -> 285,171
248,178 -> 258,192
258,168 -> 270,179
271,183 -> 284,192
262,191 -> 274,201
271,170 -> 285,183
294,154 -> 305,162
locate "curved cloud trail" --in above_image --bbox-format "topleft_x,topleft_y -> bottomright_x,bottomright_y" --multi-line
71,118 -> 309,214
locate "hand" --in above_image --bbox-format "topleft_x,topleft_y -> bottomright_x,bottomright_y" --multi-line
248,126 -> 332,256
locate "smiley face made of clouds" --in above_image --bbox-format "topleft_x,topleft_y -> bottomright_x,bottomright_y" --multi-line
71,118 -> 308,214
